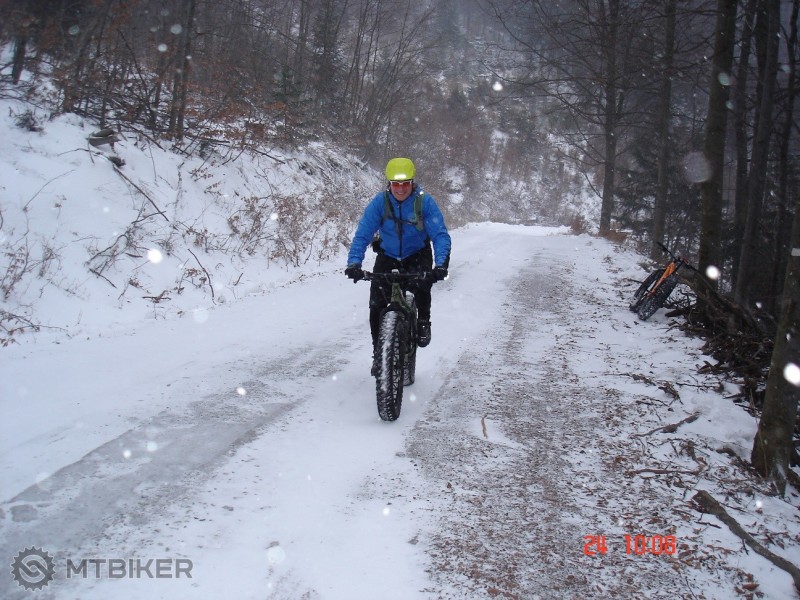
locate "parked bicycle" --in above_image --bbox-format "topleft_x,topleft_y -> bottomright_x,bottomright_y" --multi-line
361,270 -> 436,421
629,242 -> 693,321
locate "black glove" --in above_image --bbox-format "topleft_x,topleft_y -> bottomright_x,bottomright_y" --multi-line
345,263 -> 364,282
432,266 -> 448,281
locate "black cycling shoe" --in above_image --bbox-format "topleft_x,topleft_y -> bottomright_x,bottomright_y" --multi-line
417,320 -> 431,347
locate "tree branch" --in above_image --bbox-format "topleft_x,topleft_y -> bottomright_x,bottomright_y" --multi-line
112,164 -> 169,221
633,412 -> 700,437
186,248 -> 215,303
693,490 -> 800,592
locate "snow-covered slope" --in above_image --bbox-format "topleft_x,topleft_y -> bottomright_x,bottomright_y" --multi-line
1,100 -> 373,344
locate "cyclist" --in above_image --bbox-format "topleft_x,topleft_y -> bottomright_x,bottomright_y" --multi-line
345,157 -> 451,374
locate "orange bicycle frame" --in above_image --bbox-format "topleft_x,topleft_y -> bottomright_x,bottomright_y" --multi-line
648,260 -> 678,297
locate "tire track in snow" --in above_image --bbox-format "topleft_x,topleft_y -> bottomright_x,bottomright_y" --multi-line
407,248 -> 688,599
0,342 -> 345,600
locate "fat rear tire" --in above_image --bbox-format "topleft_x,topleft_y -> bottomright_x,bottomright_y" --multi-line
630,268 -> 664,312
637,275 -> 678,321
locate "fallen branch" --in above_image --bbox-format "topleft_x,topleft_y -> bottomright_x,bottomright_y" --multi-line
143,290 -> 171,303
187,248 -> 215,303
23,169 -> 75,210
88,267 -> 117,288
679,270 -> 772,385
627,466 -> 704,477
112,164 -> 169,222
692,490 -> 800,592
633,412 -> 700,437
628,373 -> 681,400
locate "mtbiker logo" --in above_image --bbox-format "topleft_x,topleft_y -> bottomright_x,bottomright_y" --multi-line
11,547 -> 56,590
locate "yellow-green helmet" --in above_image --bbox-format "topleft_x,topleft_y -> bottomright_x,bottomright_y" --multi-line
385,157 -> 415,181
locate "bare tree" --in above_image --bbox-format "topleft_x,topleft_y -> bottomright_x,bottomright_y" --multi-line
751,193 -> 800,496
730,0 -> 758,290
484,0 -> 668,234
338,0 -> 433,147
167,0 -> 196,139
310,0 -> 349,110
769,0 -> 800,308
735,0 -> 781,307
697,0 -> 737,284
651,0 -> 677,259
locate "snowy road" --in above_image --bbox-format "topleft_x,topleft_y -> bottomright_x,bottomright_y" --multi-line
2,225 -> 798,599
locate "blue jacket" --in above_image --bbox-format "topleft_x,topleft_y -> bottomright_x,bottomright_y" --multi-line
347,186 -> 451,267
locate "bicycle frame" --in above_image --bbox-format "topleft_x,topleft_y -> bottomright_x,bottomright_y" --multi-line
388,276 -> 416,317
366,270 -> 423,327
647,259 -> 679,299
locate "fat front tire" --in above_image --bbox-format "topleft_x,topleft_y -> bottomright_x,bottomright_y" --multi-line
637,276 -> 678,321
630,269 -> 664,312
376,311 -> 405,421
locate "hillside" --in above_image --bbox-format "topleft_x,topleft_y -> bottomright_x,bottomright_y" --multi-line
1,94 -> 375,344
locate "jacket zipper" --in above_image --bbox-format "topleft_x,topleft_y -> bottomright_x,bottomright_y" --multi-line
397,197 -> 404,259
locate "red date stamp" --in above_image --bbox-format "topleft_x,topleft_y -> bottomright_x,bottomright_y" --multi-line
584,534 -> 677,556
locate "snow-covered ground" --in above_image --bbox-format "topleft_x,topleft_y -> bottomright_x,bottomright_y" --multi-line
1,97 -> 799,600
3,225 -> 800,599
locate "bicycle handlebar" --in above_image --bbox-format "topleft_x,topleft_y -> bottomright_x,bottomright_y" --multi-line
363,270 -> 434,283
657,240 -> 680,260
657,242 -> 700,273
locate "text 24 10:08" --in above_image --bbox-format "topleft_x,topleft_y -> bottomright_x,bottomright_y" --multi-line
584,535 -> 677,556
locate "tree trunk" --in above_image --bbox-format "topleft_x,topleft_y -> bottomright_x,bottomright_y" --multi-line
295,0 -> 311,86
175,0 -> 195,140
11,35 -> 28,84
769,0 -> 799,309
698,0 -> 738,285
735,0 -> 780,306
731,0 -> 758,290
169,0 -> 196,139
751,194 -> 800,496
599,0 -> 621,235
311,0 -> 346,108
651,0 -> 677,259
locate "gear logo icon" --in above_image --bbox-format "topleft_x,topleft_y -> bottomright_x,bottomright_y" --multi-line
11,547 -> 56,590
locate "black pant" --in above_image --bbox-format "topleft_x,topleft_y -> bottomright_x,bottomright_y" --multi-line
368,246 -> 433,350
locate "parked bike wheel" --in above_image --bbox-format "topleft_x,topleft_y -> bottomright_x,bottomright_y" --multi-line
376,310 -> 405,421
630,268 -> 665,312
637,275 -> 678,321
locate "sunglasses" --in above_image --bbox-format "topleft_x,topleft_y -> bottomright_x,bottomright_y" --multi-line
390,180 -> 413,189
